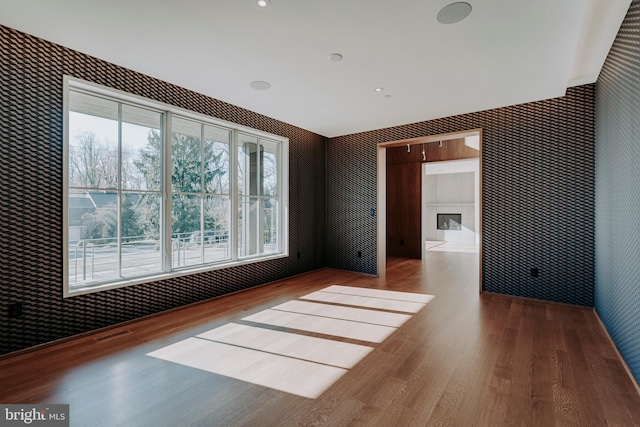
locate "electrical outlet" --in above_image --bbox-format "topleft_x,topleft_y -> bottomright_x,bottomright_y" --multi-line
531,268 -> 539,278
8,302 -> 23,318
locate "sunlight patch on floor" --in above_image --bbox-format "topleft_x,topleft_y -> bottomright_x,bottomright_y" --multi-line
301,291 -> 428,313
427,242 -> 479,253
197,323 -> 373,369
147,337 -> 346,399
319,285 -> 435,303
147,285 -> 435,399
242,309 -> 396,343
271,300 -> 412,327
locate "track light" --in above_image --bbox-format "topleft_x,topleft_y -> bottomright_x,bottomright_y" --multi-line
257,0 -> 271,7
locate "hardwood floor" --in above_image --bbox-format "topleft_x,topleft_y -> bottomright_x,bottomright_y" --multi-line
1,252 -> 639,426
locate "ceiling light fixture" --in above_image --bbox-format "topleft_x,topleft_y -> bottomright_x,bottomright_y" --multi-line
437,2 -> 472,24
256,0 -> 271,7
250,81 -> 271,90
375,87 -> 384,92
328,53 -> 343,62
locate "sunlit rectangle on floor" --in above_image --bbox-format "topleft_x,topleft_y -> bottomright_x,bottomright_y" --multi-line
272,300 -> 411,327
147,337 -> 346,399
242,309 -> 396,343
425,240 -> 445,249
427,243 -> 479,253
197,323 -> 373,369
320,285 -> 434,303
301,291 -> 427,313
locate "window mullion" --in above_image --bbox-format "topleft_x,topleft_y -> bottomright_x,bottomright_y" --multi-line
230,130 -> 238,261
279,141 -> 287,256
277,142 -> 282,253
163,112 -> 173,272
117,103 -> 123,278
201,124 -> 205,264
257,141 -> 263,255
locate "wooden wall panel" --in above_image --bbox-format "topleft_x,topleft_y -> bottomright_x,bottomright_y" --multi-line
386,161 -> 421,258
385,138 -> 478,260
386,144 -> 424,164
425,138 -> 478,162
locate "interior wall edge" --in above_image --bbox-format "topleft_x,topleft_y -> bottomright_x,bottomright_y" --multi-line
593,0 -> 640,385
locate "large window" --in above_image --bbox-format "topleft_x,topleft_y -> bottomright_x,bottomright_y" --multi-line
237,134 -> 280,258
64,77 -> 288,296
171,117 -> 231,268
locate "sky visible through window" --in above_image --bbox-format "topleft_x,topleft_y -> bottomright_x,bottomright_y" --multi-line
70,111 -> 152,153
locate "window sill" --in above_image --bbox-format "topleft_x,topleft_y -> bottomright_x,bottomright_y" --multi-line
64,252 -> 289,298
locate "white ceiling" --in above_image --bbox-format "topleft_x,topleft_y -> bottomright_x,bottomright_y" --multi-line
0,0 -> 631,137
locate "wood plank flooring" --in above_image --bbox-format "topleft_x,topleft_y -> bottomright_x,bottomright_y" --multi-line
1,252 -> 639,426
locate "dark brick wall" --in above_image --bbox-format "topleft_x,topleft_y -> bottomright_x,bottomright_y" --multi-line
327,86 -> 595,307
0,25 -> 326,355
0,20 -> 601,356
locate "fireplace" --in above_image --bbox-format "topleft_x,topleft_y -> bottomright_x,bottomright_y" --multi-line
437,213 -> 461,230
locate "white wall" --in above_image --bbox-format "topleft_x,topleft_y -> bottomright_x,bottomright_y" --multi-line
421,159 -> 479,247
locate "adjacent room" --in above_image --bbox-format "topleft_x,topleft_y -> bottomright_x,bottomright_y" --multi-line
1,0 -> 640,425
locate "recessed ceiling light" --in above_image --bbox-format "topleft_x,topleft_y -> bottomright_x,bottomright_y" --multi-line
437,2 -> 472,24
385,95 -> 391,98
328,53 -> 343,62
256,0 -> 271,7
250,81 -> 271,90
375,87 -> 384,92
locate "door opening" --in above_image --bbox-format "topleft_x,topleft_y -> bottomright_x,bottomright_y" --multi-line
376,129 -> 482,293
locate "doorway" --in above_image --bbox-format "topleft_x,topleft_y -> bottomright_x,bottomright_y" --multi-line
376,129 -> 482,292
422,157 -> 480,253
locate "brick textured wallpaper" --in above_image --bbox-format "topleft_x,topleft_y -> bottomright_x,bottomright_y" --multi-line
595,0 -> 640,383
327,87 -> 595,306
0,26 -> 326,355
0,21 -> 600,356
